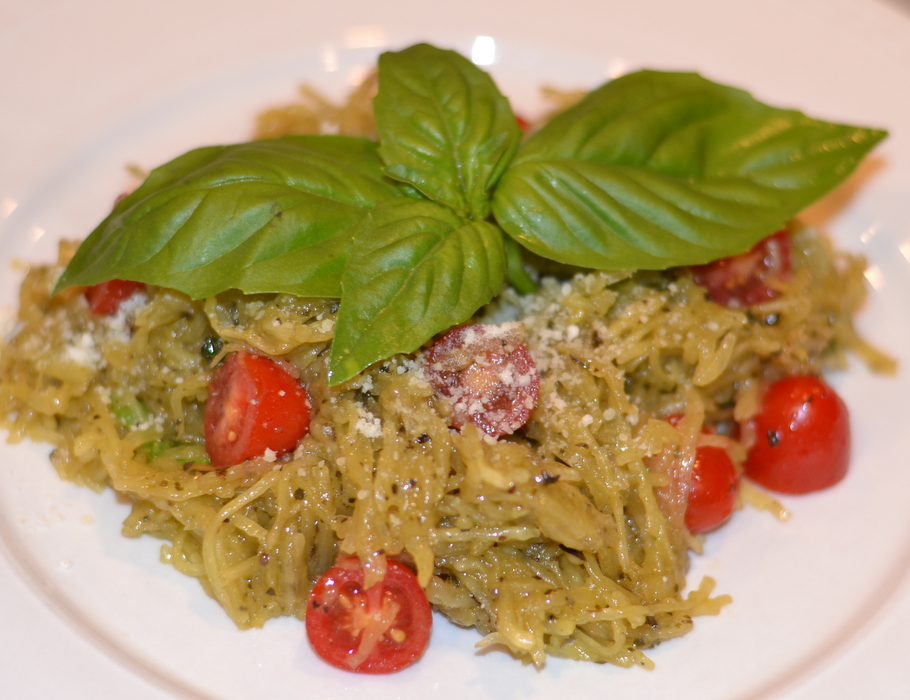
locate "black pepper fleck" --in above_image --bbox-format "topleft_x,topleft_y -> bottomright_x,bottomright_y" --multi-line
767,429 -> 781,447
536,470 -> 560,485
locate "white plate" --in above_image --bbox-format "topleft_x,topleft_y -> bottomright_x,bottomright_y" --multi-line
2,1 -> 910,698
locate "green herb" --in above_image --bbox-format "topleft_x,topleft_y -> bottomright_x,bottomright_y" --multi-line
139,439 -> 211,465
55,136 -> 403,299
329,198 -> 505,382
54,43 -> 886,385
111,396 -> 151,428
374,43 -> 523,220
492,70 -> 886,269
502,235 -> 538,296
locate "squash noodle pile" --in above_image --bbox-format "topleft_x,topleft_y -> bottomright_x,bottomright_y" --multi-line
0,83 -> 892,669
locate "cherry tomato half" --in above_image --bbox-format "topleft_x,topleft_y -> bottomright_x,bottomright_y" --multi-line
666,415 -> 739,533
306,557 -> 432,674
690,230 -> 791,308
685,446 -> 739,534
743,375 -> 850,494
203,351 -> 311,468
84,279 -> 147,316
426,324 -> 539,438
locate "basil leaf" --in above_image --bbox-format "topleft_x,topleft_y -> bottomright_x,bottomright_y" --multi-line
55,136 -> 401,298
328,198 -> 506,385
493,70 -> 887,269
374,43 -> 522,220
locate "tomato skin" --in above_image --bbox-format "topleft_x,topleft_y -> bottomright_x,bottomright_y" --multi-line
84,279 -> 147,315
685,446 -> 739,534
690,230 -> 791,308
425,324 -> 539,438
203,351 -> 311,469
743,375 -> 850,494
306,557 -> 432,674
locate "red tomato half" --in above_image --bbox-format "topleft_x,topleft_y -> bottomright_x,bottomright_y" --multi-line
690,230 -> 791,308
84,279 -> 147,316
743,375 -> 850,494
204,351 -> 311,468
426,324 -> 539,438
306,557 -> 432,674
666,415 -> 739,533
685,446 -> 739,534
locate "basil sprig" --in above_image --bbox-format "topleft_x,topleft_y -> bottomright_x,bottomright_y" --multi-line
54,43 -> 886,385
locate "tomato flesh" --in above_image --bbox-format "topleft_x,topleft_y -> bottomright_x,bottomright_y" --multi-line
690,230 -> 791,308
743,375 -> 850,494
306,557 -> 432,674
203,351 -> 311,468
85,279 -> 147,316
426,324 -> 539,438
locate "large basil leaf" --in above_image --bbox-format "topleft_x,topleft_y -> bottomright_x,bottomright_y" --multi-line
55,136 -> 402,298
329,198 -> 506,385
374,43 -> 522,221
492,70 -> 887,269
